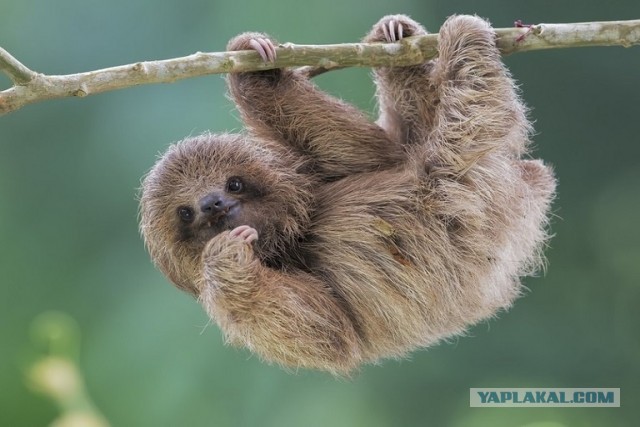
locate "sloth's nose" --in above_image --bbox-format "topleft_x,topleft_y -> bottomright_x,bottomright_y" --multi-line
199,193 -> 231,214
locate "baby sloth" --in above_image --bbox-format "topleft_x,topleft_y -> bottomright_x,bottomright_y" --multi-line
140,14 -> 555,375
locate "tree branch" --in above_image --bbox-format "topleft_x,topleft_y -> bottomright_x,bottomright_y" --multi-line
1,19 -> 639,116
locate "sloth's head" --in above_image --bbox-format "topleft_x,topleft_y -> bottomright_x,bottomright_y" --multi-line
139,133 -> 313,295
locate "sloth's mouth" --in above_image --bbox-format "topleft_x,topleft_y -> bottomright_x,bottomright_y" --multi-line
203,204 -> 238,229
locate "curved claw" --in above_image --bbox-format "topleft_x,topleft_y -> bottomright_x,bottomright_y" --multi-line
383,19 -> 404,42
249,38 -> 277,63
382,20 -> 391,41
230,225 -> 259,244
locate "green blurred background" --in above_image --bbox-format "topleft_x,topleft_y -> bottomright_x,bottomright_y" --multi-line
1,0 -> 639,426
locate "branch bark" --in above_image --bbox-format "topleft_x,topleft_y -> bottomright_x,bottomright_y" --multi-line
1,19 -> 639,116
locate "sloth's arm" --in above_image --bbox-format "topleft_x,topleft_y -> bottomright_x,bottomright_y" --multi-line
197,230 -> 362,375
226,33 -> 404,180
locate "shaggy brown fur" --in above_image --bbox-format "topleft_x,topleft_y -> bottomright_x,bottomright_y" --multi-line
139,14 -> 556,375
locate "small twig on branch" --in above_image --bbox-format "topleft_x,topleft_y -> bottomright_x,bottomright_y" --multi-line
0,47 -> 37,84
1,19 -> 639,116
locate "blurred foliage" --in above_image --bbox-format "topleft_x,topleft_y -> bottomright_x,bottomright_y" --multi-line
1,0 -> 639,426
27,313 -> 109,427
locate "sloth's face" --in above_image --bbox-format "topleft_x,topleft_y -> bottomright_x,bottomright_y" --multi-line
140,133 -> 313,284
173,174 -> 266,247
140,134 -> 276,255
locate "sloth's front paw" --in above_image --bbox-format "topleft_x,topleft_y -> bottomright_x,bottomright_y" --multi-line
229,225 -> 259,244
203,227 -> 256,270
227,32 -> 277,62
364,14 -> 427,43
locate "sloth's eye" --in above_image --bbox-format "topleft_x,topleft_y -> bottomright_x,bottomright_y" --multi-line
177,206 -> 195,223
227,177 -> 244,193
